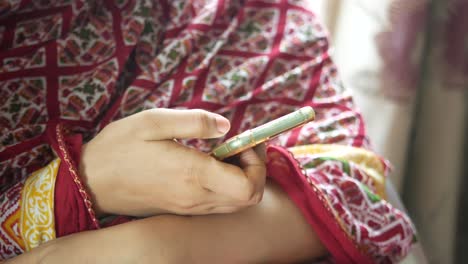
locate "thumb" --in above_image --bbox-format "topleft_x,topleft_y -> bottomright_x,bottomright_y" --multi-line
135,108 -> 231,140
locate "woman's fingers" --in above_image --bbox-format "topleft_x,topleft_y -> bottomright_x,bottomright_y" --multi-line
195,148 -> 266,206
197,159 -> 256,202
133,108 -> 231,140
253,143 -> 267,163
187,203 -> 245,215
238,148 -> 266,203
102,108 -> 267,216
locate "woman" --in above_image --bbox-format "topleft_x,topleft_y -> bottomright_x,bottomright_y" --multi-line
0,0 -> 415,263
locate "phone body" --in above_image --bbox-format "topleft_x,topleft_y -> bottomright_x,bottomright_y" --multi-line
211,106 -> 315,160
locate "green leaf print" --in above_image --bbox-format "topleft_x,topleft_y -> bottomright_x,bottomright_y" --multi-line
140,6 -> 151,17
240,21 -> 260,37
79,28 -> 92,40
303,159 -> 324,169
83,83 -> 95,94
341,160 -> 351,175
361,184 -> 381,203
142,21 -> 154,35
10,103 -> 21,113
320,124 -> 335,132
168,49 -> 179,60
286,73 -> 298,82
231,72 -> 245,83
303,157 -> 351,175
302,27 -> 315,40
32,79 -> 43,88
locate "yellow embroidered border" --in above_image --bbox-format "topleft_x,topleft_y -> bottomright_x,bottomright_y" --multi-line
20,158 -> 60,251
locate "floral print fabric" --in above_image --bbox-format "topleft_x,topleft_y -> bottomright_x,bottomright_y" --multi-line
0,0 -> 415,262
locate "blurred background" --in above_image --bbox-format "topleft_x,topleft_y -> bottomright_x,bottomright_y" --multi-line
306,1 -> 468,263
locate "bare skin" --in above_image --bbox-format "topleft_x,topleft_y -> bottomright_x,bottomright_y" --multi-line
81,108 -> 267,217
8,181 -> 326,264
6,109 -> 326,263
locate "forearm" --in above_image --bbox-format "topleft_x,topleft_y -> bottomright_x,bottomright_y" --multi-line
6,216 -> 186,264
137,180 -> 326,263
8,180 -> 325,263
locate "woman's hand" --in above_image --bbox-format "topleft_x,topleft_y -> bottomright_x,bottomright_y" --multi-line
80,108 -> 266,217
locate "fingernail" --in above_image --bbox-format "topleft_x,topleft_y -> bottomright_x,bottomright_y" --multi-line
215,116 -> 230,134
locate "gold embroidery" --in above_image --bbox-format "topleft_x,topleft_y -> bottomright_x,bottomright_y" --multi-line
55,124 -> 99,229
20,158 -> 60,250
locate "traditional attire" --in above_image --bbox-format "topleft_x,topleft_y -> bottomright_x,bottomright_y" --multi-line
0,0 -> 415,262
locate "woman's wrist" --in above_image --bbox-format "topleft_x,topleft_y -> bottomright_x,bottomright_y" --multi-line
79,142 -> 108,218
79,140 -> 167,218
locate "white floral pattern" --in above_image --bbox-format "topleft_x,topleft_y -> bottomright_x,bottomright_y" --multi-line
20,159 -> 60,250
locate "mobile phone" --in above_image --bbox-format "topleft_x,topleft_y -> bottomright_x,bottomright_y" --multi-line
211,106 -> 315,160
